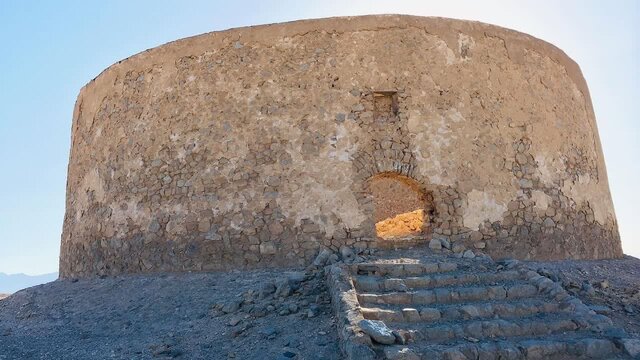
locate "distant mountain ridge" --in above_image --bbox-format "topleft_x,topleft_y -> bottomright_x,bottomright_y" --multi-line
0,272 -> 58,294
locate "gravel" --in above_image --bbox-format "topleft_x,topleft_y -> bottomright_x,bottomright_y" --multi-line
527,255 -> 640,338
0,269 -> 340,360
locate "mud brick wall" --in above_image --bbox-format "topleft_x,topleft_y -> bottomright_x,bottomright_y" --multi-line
59,15 -> 622,278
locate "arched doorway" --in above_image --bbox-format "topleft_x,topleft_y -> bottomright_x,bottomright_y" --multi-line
368,173 -> 432,240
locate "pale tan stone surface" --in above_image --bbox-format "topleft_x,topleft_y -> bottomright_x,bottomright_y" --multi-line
60,15 -> 622,278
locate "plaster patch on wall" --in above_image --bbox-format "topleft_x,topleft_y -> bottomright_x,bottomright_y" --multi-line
277,160 -> 367,237
446,108 -> 466,123
408,109 -> 455,186
463,189 -> 507,230
124,157 -> 143,173
458,33 -> 476,60
109,199 -> 150,237
268,114 -> 367,236
562,178 -> 614,225
76,168 -> 106,220
434,39 -> 457,66
327,123 -> 359,162
166,216 -> 187,236
530,190 -> 551,211
535,154 -> 560,186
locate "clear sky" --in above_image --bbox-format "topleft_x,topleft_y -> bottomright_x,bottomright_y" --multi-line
0,1 -> 638,275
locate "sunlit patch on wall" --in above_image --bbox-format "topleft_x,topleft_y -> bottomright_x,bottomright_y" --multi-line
375,208 -> 426,239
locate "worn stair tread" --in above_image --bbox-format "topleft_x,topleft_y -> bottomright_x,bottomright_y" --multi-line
354,262 -> 461,277
330,258 -> 625,359
384,312 -> 605,345
355,277 -> 529,295
380,331 -> 627,360
359,295 -> 552,312
361,298 -> 564,323
357,282 -> 539,305
354,269 -> 524,292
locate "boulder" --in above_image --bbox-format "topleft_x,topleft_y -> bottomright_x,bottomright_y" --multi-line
312,249 -> 332,267
340,246 -> 355,260
619,338 -> 640,357
463,250 -> 475,259
384,346 -> 420,360
359,319 -> 396,345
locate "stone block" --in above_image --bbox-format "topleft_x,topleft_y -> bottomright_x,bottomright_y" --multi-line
412,290 -> 435,304
401,308 -> 421,322
506,284 -> 538,299
354,277 -> 380,292
419,307 -> 441,321
403,264 -> 424,276
384,278 -> 408,292
619,338 -> 640,358
383,346 -> 420,360
403,277 -> 431,288
438,262 -> 457,272
259,242 -> 277,255
384,293 -> 413,305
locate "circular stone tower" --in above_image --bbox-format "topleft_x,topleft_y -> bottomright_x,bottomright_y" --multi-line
60,15 -> 622,278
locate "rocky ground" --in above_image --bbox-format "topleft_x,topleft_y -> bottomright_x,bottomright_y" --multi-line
528,255 -> 640,339
0,268 -> 340,360
0,251 -> 638,359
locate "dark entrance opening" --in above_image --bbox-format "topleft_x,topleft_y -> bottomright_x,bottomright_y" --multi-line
368,173 -> 431,240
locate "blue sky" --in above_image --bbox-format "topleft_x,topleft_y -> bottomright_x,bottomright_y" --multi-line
0,1 -> 638,275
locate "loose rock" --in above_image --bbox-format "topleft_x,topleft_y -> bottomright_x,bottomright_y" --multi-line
619,338 -> 640,357
358,319 -> 396,345
312,249 -> 332,267
222,299 -> 242,314
340,246 -> 355,261
428,238 -> 442,251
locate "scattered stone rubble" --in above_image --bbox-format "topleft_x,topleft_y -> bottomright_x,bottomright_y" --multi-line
428,237 -> 493,262
0,267 -> 341,360
210,246 -> 374,339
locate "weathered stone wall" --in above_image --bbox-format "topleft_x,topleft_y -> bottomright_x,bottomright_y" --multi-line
59,15 -> 622,278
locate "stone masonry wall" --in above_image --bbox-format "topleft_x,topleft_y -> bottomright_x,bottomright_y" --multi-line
59,15 -> 622,278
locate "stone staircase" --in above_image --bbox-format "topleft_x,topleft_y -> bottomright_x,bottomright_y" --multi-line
327,254 -> 637,359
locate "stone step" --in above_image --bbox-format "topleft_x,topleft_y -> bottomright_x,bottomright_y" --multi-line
382,332 -> 624,360
328,258 -> 626,360
354,270 -> 523,293
357,283 -> 539,306
361,298 -> 563,323
354,262 -> 459,277
385,313 -> 600,346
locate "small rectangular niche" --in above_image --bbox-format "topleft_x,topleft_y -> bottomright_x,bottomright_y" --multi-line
373,91 -> 399,122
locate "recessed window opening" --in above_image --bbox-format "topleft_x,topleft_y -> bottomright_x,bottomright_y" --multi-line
373,91 -> 398,122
